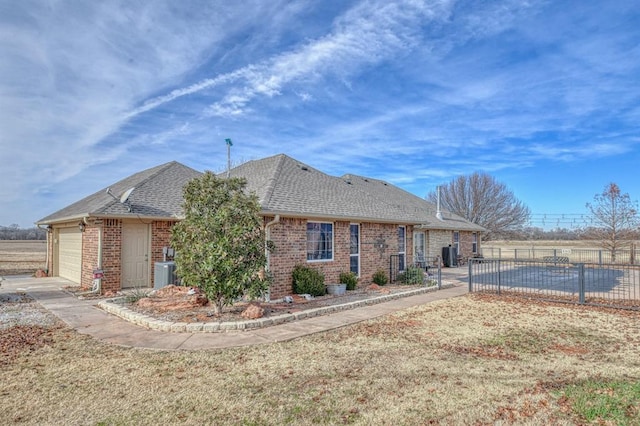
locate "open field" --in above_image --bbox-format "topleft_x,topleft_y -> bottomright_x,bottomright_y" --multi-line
481,240 -> 640,264
0,240 -> 46,275
483,240 -> 640,250
1,294 -> 639,425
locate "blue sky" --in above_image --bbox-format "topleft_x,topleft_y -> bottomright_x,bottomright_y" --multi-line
1,0 -> 639,229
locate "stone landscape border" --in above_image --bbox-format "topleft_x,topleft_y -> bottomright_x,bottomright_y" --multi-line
97,283 -> 453,333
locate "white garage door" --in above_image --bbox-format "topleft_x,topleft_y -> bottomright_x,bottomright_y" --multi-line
58,227 -> 82,284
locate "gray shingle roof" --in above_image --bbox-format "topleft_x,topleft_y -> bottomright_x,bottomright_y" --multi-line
37,161 -> 201,224
37,154 -> 484,232
229,154 -> 485,231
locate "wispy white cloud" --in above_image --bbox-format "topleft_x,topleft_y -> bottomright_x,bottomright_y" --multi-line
1,0 -> 639,226
199,0 -> 454,118
0,1 -> 296,212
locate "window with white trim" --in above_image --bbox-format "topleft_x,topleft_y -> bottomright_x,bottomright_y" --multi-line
413,231 -> 425,265
307,222 -> 333,261
350,224 -> 360,276
472,232 -> 478,253
453,231 -> 459,253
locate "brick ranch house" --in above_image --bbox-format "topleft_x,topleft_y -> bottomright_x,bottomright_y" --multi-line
37,154 -> 485,299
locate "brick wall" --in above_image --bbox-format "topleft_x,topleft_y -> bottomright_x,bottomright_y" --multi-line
74,219 -> 176,293
360,222 -> 408,284
45,213 -> 478,297
266,217 -> 411,299
81,225 -> 99,289
150,220 -> 177,285
459,231 -> 480,258
101,219 -> 122,293
266,217 -> 307,299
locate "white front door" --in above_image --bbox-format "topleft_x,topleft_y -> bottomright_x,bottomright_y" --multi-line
121,223 -> 150,288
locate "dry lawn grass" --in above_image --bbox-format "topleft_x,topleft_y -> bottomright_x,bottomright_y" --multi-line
2,294 -> 639,425
0,240 -> 46,275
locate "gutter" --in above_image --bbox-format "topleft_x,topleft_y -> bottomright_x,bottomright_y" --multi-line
76,216 -> 102,295
259,210 -> 414,225
37,213 -> 182,226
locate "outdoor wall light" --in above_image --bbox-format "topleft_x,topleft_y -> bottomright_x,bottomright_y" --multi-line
79,222 -> 85,232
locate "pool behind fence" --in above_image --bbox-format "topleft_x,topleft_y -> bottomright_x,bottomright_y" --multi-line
468,258 -> 640,310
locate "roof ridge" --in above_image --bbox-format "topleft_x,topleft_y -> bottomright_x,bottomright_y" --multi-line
341,172 -> 447,219
127,161 -> 178,192
100,161 -> 178,213
262,154 -> 286,207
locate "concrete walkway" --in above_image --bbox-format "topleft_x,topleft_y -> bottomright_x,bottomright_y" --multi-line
0,272 -> 469,351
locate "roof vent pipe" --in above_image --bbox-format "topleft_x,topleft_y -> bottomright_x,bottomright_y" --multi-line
436,185 -> 443,221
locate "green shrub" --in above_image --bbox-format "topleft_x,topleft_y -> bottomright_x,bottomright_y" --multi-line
292,264 -> 325,296
339,271 -> 358,291
372,269 -> 388,286
398,265 -> 424,285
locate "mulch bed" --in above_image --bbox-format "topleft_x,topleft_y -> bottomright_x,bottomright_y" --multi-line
124,284 -> 426,324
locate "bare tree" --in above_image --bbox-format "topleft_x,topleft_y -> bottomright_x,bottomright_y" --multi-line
584,183 -> 639,261
427,172 -> 530,239
0,225 -> 46,240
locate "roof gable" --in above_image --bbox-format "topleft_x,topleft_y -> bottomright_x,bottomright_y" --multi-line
37,161 -> 201,224
38,154 -> 484,232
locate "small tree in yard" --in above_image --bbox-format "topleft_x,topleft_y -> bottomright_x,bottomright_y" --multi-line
171,172 -> 268,316
585,183 -> 639,262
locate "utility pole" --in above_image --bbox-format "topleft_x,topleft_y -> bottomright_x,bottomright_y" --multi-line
225,138 -> 233,178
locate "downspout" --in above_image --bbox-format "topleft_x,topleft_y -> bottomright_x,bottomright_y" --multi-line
95,219 -> 102,294
263,214 -> 280,302
78,217 -> 102,295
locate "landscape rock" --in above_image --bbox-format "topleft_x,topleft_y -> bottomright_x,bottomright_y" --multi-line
241,303 -> 265,319
291,294 -> 311,304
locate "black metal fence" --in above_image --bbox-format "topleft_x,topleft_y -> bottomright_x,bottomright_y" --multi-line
480,247 -> 639,265
389,255 -> 441,288
468,258 -> 640,310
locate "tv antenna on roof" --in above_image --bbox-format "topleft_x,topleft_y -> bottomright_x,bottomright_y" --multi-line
106,187 -> 135,212
225,138 -> 233,178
